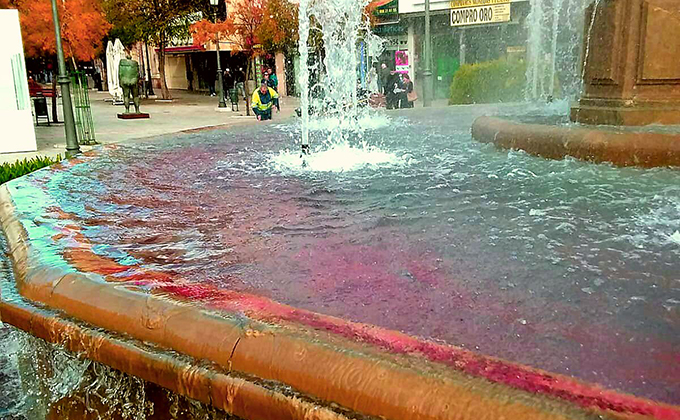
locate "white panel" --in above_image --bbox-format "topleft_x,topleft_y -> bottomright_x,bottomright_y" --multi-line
398,0 -> 526,14
0,9 -> 37,153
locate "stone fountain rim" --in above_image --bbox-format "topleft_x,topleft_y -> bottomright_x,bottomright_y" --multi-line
0,293 -> 357,420
0,159 -> 679,420
471,116 -> 680,168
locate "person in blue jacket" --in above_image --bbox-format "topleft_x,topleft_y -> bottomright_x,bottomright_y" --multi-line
251,81 -> 280,121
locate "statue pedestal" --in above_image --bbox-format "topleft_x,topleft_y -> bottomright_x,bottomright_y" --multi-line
117,113 -> 150,120
571,0 -> 680,126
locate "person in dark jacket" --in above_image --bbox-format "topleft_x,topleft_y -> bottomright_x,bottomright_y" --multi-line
379,63 -> 391,95
400,74 -> 414,108
385,71 -> 403,110
235,68 -> 246,100
223,68 -> 234,91
267,68 -> 278,92
203,65 -> 216,96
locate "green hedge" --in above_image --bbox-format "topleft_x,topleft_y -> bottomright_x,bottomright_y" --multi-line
0,155 -> 61,185
449,59 -> 527,105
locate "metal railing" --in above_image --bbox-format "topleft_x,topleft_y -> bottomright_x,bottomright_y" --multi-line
70,71 -> 97,145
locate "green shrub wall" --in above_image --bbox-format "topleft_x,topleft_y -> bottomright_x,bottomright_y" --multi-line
449,59 -> 527,105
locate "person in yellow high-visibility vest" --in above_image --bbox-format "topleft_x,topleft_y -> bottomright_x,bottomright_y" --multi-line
251,81 -> 280,121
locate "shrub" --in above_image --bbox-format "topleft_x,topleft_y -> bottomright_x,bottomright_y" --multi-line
0,155 -> 61,185
449,58 -> 527,105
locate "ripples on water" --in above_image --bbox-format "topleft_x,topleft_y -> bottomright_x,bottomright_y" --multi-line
5,105 -> 680,405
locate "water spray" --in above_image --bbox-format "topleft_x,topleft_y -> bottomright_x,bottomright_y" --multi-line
298,0 -> 311,158
296,0 -> 384,162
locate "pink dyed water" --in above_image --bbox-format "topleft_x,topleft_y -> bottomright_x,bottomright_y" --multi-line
9,107 -> 680,405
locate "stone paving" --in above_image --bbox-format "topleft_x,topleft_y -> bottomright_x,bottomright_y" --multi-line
1,89 -> 300,165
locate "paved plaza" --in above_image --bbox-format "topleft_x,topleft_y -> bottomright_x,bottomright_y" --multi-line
1,90 -> 300,165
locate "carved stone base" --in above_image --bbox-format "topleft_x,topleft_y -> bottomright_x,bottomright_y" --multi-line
571,99 -> 680,126
117,113 -> 150,120
573,0 -> 680,126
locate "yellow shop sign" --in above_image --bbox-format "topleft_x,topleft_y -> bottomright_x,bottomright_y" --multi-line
450,3 -> 511,26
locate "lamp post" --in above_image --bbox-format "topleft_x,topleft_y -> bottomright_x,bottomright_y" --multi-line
422,0 -> 433,107
50,0 -> 80,157
210,0 -> 227,108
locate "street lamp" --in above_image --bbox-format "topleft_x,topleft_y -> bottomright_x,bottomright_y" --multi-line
50,0 -> 81,157
422,0 -> 433,107
210,0 -> 227,108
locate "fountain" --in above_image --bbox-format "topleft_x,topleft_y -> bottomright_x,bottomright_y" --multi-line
474,0 -> 680,167
525,0 -> 590,102
1,0 -> 680,419
296,0 -> 385,154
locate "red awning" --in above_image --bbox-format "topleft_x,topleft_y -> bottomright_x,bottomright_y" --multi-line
156,45 -> 206,54
369,0 -> 392,7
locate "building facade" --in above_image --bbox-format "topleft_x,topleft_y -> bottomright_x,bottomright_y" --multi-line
372,0 -> 531,98
135,2 -> 290,97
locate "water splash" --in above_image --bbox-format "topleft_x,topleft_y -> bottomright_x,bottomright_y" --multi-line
580,0 -> 603,95
0,324 -> 235,419
297,0 -> 385,153
270,142 -> 406,173
298,0 -> 311,151
670,231 -> 680,245
526,0 -> 590,101
305,113 -> 392,132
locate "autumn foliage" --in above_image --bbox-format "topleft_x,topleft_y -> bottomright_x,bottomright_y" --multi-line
188,19 -> 233,47
257,0 -> 298,52
190,0 -> 298,55
4,0 -> 111,61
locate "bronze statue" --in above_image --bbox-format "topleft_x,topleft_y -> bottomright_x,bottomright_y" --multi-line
119,52 -> 141,114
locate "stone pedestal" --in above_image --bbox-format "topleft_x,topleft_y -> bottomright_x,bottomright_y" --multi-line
117,113 -> 150,119
571,0 -> 680,126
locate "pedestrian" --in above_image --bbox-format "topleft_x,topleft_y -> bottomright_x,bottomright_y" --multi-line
267,68 -> 278,92
223,68 -> 234,91
379,63 -> 391,95
401,74 -> 415,108
251,81 -> 280,121
93,69 -> 103,91
204,65 -> 216,96
367,66 -> 378,94
187,67 -> 194,91
235,67 -> 246,100
385,71 -> 403,110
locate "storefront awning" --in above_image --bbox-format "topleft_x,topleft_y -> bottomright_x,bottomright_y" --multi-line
156,45 -> 206,54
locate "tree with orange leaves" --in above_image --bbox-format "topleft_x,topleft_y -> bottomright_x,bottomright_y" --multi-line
4,0 -> 110,63
256,0 -> 298,53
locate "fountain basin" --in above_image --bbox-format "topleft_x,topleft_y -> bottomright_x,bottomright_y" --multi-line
472,116 -> 680,168
1,111 -> 679,419
0,182 -> 647,420
0,142 -> 679,420
2,197 -> 678,420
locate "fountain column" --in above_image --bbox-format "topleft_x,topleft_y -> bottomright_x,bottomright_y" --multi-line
571,0 -> 680,125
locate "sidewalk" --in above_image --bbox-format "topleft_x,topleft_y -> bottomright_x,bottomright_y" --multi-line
1,90 -> 299,165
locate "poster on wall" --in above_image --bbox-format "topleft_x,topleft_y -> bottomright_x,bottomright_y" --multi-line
395,50 -> 409,73
0,9 -> 38,154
